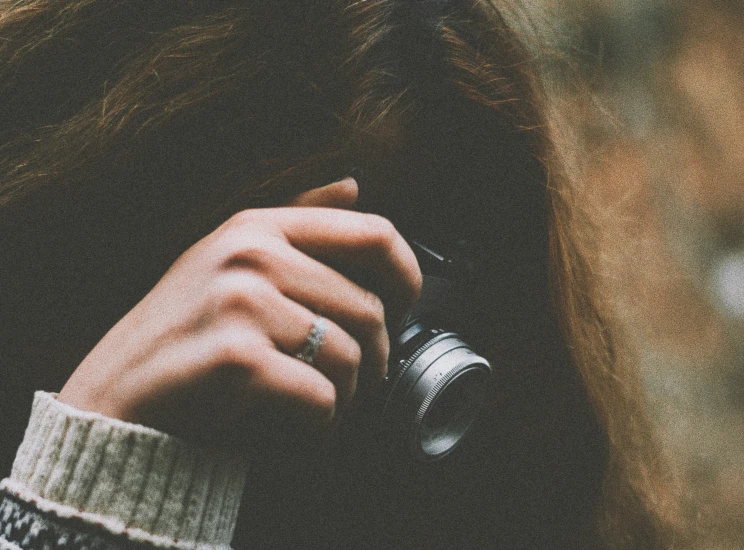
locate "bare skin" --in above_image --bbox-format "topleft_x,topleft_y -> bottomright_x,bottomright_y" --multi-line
58,178 -> 422,447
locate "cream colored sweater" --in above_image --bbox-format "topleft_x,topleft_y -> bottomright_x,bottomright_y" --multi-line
0,392 -> 247,550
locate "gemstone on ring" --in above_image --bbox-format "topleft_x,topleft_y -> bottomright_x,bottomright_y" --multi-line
295,316 -> 327,365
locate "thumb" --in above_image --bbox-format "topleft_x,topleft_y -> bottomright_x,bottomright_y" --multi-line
285,177 -> 359,209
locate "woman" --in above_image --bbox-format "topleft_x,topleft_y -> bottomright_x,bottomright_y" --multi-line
0,0 -> 682,548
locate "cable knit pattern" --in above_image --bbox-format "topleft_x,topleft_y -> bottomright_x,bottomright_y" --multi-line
0,392 -> 247,550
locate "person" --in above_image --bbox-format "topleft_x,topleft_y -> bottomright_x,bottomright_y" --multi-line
0,0 -> 685,548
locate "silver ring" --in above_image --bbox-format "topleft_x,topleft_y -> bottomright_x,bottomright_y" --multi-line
295,316 -> 327,365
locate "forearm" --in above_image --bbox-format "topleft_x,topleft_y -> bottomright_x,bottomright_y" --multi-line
0,392 -> 246,550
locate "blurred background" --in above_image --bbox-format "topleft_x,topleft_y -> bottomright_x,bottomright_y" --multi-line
522,0 -> 744,546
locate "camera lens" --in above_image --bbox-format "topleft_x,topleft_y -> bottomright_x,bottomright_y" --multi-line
382,323 -> 491,461
418,367 -> 486,458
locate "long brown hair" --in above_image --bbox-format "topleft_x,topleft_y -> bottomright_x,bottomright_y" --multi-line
0,0 -> 684,547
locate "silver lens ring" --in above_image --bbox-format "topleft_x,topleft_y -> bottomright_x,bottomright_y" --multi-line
382,332 -> 491,460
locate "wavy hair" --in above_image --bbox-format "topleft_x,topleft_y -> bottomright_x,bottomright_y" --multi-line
0,0 -> 686,547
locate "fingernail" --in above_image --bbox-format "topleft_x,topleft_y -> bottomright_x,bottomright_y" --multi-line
336,176 -> 358,187
347,167 -> 364,180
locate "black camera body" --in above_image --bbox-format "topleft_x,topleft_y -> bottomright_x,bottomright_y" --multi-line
378,240 -> 492,461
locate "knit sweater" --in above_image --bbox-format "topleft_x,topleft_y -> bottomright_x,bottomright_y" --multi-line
0,392 -> 247,550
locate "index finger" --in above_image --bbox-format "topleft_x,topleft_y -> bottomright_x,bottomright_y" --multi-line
284,178 -> 359,209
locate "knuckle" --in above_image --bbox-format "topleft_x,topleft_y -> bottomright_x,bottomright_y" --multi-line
215,212 -> 280,270
212,211 -> 259,245
210,325 -> 252,367
409,266 -> 424,303
210,274 -> 275,315
362,214 -> 398,252
225,209 -> 262,229
358,289 -> 386,330
309,379 -> 337,419
209,325 -> 272,381
345,339 -> 363,369
226,241 -> 276,272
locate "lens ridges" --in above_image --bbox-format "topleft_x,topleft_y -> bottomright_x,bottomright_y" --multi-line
380,325 -> 491,461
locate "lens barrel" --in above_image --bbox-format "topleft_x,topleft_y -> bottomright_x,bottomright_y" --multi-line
381,321 -> 491,461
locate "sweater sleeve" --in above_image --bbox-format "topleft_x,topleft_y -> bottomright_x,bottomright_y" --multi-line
0,392 -> 247,550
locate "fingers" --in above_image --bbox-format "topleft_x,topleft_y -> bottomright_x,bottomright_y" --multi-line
245,347 -> 340,430
182,200 -> 423,443
198,331 -> 344,434
234,244 -> 391,381
200,273 -> 363,410
148,339 -> 342,441
284,177 -> 359,209
57,178 -> 417,451
280,209 -> 421,330
224,208 -> 422,329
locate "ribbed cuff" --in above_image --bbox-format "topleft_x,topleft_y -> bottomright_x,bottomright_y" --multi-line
1,392 -> 247,550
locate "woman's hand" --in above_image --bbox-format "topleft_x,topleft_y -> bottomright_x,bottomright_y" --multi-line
57,178 -> 422,447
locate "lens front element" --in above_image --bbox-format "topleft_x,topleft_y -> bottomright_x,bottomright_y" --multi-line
417,366 -> 488,458
382,328 -> 491,461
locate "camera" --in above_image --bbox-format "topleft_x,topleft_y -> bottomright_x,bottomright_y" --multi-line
377,239 -> 492,461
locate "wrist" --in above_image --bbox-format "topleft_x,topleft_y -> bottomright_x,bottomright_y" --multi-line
3,391 -> 247,550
